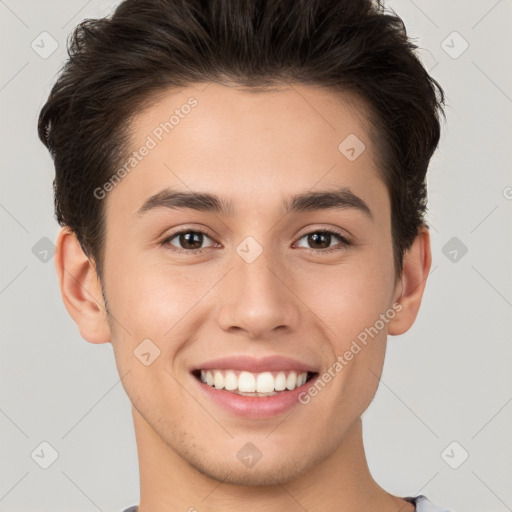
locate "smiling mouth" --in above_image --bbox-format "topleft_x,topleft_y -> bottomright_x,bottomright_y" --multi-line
191,369 -> 318,397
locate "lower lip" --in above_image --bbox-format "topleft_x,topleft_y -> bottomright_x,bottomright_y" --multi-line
193,373 -> 318,419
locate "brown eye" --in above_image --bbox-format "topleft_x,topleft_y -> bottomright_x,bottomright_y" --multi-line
306,232 -> 333,249
178,231 -> 203,249
295,230 -> 351,252
163,230 -> 215,252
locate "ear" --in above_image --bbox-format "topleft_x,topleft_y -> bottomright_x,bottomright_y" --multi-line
388,224 -> 432,336
55,227 -> 111,344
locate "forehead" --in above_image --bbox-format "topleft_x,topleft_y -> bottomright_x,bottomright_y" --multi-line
131,82 -> 376,159
106,82 -> 387,220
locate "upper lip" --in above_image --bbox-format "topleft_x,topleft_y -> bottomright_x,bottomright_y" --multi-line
192,355 -> 319,374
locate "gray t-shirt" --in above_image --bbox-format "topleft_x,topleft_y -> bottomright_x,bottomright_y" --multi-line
122,494 -> 452,511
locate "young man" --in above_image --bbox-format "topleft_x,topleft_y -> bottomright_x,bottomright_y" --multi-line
38,0 -> 449,510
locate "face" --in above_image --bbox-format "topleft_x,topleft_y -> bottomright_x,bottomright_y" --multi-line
101,82 -> 402,485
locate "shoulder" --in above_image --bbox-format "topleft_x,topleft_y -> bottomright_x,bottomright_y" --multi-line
409,495 -> 454,512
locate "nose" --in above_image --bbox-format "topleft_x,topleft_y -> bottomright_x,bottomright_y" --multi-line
216,244 -> 300,339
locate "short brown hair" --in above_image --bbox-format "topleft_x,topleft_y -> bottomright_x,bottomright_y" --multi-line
38,0 -> 445,281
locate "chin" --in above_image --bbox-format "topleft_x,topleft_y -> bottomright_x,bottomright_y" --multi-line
188,449 -> 318,487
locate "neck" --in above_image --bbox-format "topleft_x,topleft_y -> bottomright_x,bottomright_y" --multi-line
132,406 -> 413,512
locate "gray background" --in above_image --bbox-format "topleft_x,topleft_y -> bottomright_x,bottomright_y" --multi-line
1,1 -> 511,511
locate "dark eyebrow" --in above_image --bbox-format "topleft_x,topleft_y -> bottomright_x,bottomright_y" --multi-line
136,189 -> 234,217
135,186 -> 373,220
285,187 -> 373,219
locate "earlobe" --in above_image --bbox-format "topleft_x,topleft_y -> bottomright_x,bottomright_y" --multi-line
55,227 -> 111,344
388,225 -> 432,336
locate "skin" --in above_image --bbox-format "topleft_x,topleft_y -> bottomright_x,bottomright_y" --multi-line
55,82 -> 430,512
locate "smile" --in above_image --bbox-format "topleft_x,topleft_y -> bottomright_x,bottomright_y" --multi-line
194,369 -> 315,396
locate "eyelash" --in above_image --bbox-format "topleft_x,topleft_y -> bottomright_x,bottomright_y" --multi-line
159,228 -> 352,255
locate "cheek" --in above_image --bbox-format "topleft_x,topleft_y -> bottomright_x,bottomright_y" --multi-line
106,263 -> 204,397
105,256 -> 222,345
293,251 -> 395,343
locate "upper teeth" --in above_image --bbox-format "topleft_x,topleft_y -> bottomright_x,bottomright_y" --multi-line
200,369 -> 309,393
